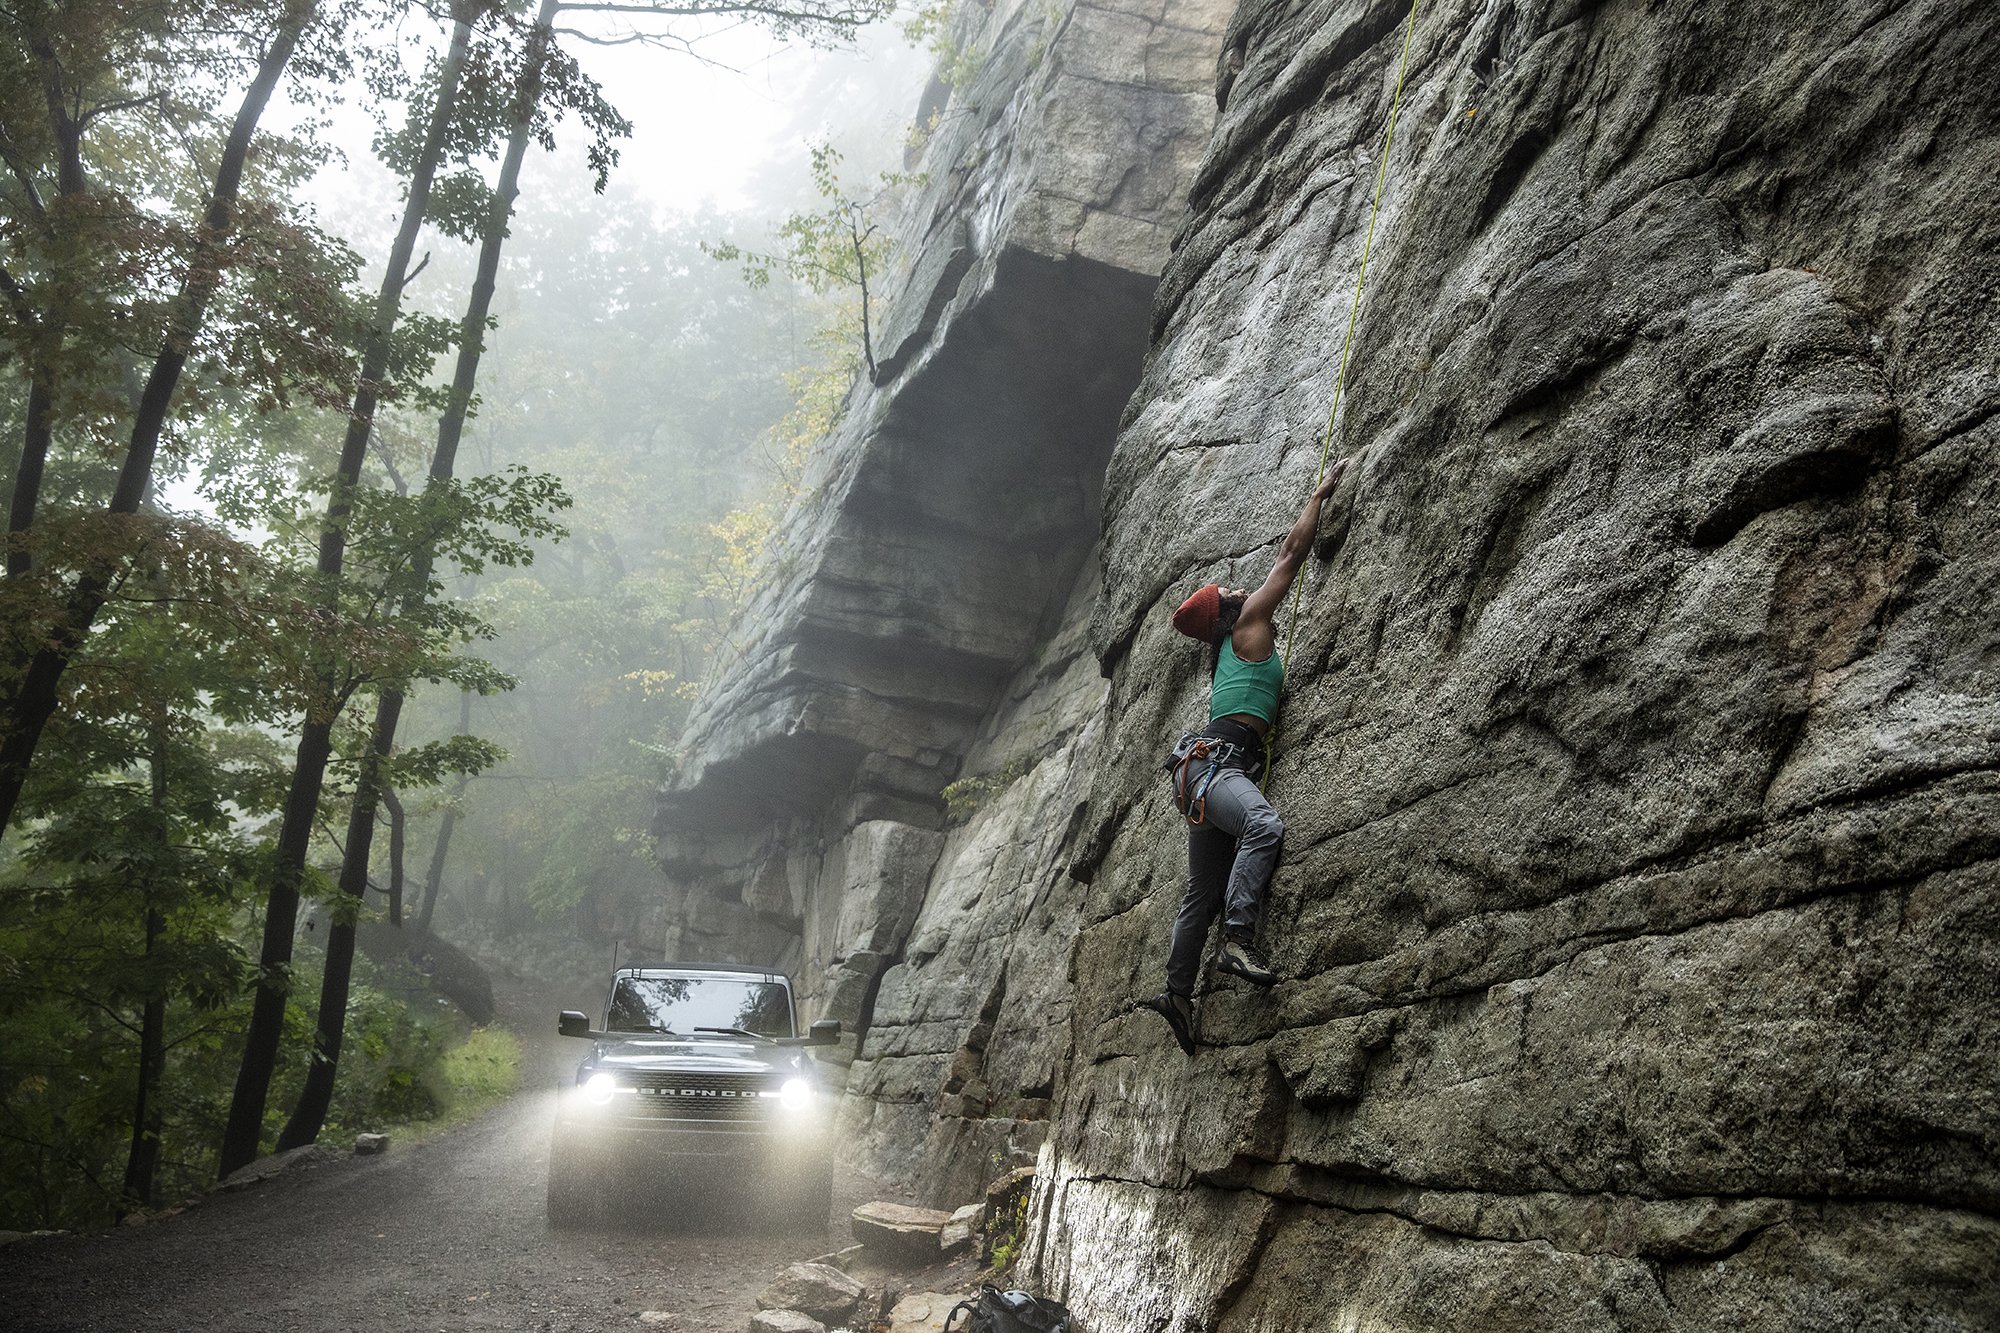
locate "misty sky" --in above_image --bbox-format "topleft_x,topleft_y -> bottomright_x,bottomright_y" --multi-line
300,12 -> 930,232
577,17 -> 929,215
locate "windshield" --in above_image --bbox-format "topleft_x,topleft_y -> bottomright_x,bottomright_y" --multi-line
604,975 -> 795,1038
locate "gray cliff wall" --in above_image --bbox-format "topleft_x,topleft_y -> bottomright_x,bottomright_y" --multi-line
659,0 -> 2000,1325
1036,0 -> 2000,1329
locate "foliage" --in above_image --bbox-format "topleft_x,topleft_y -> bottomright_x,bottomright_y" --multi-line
705,141 -> 915,379
436,1024 -> 520,1108
941,757 -> 1030,825
902,0 -> 984,90
986,1190 -> 1030,1274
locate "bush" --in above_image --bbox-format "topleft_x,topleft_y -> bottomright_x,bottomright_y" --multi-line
439,1026 -> 520,1109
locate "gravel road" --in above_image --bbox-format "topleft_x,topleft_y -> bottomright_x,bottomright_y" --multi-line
1,971 -> 894,1333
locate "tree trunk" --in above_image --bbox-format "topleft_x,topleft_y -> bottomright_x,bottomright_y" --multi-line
6,30 -> 86,579
241,5 -> 481,1162
0,1 -> 315,832
418,692 -> 474,934
277,692 -> 404,1150
121,725 -> 171,1211
383,785 -> 406,927
218,717 -> 334,1173
8,379 -> 58,579
121,904 -> 167,1212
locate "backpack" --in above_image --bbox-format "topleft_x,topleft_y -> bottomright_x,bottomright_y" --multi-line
943,1283 -> 1074,1333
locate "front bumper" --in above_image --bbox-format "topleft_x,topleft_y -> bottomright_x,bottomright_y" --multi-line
553,1088 -> 831,1170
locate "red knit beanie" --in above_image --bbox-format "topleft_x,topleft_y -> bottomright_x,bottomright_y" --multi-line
1172,583 -> 1222,641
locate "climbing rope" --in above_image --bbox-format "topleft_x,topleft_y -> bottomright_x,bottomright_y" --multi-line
1281,0 -> 1424,669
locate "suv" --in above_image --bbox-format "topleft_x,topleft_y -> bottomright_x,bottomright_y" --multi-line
547,963 -> 841,1229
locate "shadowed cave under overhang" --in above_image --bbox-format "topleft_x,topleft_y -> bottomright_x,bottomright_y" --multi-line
659,245 -> 1160,834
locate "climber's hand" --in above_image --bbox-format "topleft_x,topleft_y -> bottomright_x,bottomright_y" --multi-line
1314,455 -> 1350,502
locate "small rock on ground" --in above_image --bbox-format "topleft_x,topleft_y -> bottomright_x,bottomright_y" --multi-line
940,1203 -> 983,1255
755,1262 -> 862,1322
750,1311 -> 826,1333
887,1291 -> 970,1333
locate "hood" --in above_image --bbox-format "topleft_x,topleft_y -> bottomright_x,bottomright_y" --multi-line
586,1036 -> 806,1077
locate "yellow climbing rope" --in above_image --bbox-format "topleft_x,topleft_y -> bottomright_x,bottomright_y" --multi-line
1282,0 -> 1424,669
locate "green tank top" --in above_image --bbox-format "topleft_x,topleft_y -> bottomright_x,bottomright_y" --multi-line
1210,638 -> 1284,726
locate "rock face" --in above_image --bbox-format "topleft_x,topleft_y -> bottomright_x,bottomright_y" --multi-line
661,0 -> 2000,1328
1037,0 -> 2000,1327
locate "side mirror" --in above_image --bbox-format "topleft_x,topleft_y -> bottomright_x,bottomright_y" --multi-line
558,1010 -> 592,1039
807,1018 -> 841,1046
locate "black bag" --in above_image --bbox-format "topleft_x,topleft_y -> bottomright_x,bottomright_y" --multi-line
943,1283 -> 1074,1333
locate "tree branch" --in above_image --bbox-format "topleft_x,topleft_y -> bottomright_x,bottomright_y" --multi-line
0,261 -> 37,328
371,437 -> 410,498
0,129 -> 50,224
554,0 -> 878,23
849,208 -> 875,379
396,250 -> 432,293
77,90 -> 167,131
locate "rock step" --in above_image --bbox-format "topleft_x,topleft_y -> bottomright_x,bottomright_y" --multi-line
850,1201 -> 955,1264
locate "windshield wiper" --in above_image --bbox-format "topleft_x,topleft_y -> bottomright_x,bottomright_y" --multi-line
609,1023 -> 675,1034
694,1026 -> 773,1042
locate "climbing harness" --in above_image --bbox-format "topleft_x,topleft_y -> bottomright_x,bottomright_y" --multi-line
1280,0 -> 1424,669
1166,732 -> 1237,826
1164,725 -> 1269,824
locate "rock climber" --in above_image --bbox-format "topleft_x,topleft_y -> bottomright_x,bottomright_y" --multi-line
1138,457 -> 1349,1056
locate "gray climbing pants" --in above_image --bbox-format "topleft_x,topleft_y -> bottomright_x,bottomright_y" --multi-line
1166,766 -> 1284,996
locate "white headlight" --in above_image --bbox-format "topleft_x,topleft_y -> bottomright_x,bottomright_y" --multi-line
778,1077 -> 813,1111
582,1072 -> 617,1105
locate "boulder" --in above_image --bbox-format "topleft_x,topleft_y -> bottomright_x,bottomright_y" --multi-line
940,1203 -> 984,1255
755,1263 -> 863,1323
355,920 -> 493,1024
851,1201 -> 953,1264
353,1133 -> 389,1155
217,1143 -> 341,1192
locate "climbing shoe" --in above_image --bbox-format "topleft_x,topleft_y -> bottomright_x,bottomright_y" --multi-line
1218,935 -> 1279,987
1137,990 -> 1196,1056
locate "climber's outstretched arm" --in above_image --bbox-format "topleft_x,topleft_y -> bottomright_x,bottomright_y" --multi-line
1239,456 -> 1349,633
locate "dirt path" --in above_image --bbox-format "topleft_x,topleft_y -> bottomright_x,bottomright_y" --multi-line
1,968 -> 903,1333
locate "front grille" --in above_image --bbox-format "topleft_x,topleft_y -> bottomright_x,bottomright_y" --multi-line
623,1071 -> 775,1121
